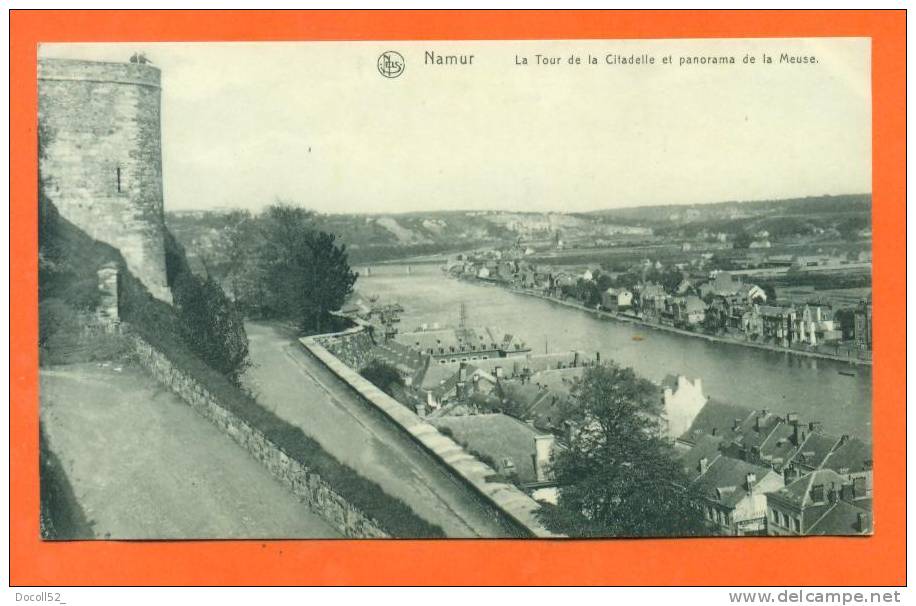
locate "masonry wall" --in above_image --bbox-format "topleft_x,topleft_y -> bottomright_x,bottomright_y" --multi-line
130,335 -> 389,538
317,329 -> 376,369
39,58 -> 171,303
303,330 -> 563,539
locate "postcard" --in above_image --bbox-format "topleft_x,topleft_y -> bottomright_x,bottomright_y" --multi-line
33,37 -> 876,541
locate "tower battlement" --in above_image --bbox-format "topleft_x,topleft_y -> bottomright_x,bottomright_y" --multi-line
38,57 -> 172,303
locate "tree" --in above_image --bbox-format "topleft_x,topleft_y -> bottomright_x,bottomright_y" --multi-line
595,273 -> 614,292
733,231 -> 753,249
172,271 -> 251,384
541,364 -> 708,537
760,283 -> 777,303
702,307 -> 725,334
834,308 -> 856,340
251,204 -> 357,332
575,278 -> 601,307
359,359 -> 404,397
658,268 -> 685,294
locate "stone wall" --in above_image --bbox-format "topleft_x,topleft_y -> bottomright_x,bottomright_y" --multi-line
39,58 -> 171,303
303,330 -> 564,538
130,336 -> 389,538
317,328 -> 376,370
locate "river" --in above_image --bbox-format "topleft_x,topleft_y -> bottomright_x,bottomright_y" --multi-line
356,265 -> 872,441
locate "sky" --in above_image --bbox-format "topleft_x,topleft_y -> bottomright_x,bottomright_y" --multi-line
40,39 -> 871,214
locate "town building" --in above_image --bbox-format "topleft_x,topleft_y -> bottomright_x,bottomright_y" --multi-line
682,440 -> 784,535
660,375 -> 708,439
394,326 -> 531,365
756,305 -> 798,347
429,413 -> 557,491
795,303 -> 841,346
854,295 -> 873,350
766,469 -> 872,535
600,287 -> 633,311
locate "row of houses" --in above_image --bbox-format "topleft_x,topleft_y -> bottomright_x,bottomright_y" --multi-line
451,253 -> 873,351
677,401 -> 872,536
402,337 -> 874,536
334,304 -> 872,536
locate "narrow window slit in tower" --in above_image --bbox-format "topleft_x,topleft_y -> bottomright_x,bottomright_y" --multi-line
116,166 -> 122,193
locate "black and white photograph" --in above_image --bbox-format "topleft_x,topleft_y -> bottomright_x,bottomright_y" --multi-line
37,38 -> 873,541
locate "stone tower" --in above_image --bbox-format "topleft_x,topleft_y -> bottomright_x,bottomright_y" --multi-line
38,58 -> 172,303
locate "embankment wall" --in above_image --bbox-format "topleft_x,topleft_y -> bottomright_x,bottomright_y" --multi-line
302,330 -> 563,539
131,335 -> 389,538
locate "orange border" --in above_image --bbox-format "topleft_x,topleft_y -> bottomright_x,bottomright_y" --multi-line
10,10 -> 906,586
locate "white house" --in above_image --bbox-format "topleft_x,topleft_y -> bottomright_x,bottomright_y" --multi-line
662,375 -> 708,439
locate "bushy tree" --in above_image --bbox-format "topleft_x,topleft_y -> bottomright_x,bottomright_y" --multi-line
359,359 -> 404,397
172,271 -> 250,384
733,231 -> 753,249
595,273 -> 614,292
541,364 -> 708,537
834,308 -> 856,340
702,307 -> 726,334
575,278 -> 601,307
249,204 -> 357,333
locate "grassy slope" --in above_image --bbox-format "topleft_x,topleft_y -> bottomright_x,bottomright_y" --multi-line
39,428 -> 94,540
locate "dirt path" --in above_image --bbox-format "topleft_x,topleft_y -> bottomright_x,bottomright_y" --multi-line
244,322 -> 513,538
40,364 -> 341,539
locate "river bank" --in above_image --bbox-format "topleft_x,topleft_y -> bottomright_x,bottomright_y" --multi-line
494,284 -> 872,368
359,270 -> 871,440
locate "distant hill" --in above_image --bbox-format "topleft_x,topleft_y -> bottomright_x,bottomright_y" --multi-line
167,193 -> 871,265
586,194 -> 871,227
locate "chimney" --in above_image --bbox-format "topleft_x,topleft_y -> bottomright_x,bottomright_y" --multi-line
841,482 -> 855,502
745,473 -> 757,492
534,435 -> 555,482
853,475 -> 867,498
793,422 -> 804,445
564,420 -> 577,444
856,512 -> 871,533
711,427 -> 718,436
733,418 -> 742,431
755,415 -> 762,431
810,483 -> 825,504
787,412 -> 799,425
698,457 -> 709,473
456,381 -> 466,400
596,351 -> 601,363
458,361 -> 468,381
501,458 -> 517,478
808,421 -> 822,433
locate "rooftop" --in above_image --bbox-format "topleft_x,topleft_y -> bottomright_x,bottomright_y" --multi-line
688,455 -> 773,509
428,413 -> 547,484
395,326 -> 530,357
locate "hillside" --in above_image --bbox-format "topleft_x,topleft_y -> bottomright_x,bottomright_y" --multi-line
588,194 -> 872,234
167,193 -> 871,267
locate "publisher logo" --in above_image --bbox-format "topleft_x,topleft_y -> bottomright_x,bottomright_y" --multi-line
378,51 -> 405,78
